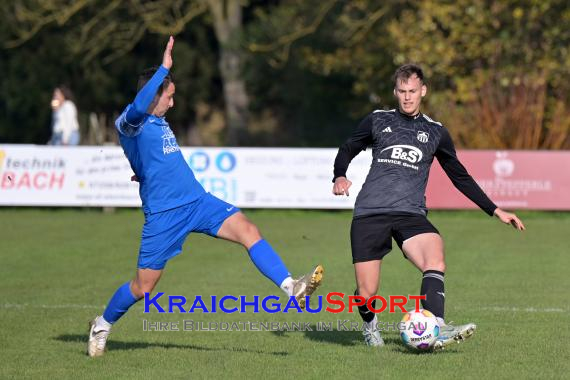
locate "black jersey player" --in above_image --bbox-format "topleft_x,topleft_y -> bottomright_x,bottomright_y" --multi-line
332,64 -> 525,349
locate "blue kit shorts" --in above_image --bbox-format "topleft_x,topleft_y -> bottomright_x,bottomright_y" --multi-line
138,192 -> 240,270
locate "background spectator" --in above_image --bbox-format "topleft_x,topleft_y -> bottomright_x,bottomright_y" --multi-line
49,86 -> 80,145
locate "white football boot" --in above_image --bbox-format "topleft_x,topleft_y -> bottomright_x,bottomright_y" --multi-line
292,265 -> 324,309
433,322 -> 476,351
87,316 -> 111,357
363,315 -> 385,347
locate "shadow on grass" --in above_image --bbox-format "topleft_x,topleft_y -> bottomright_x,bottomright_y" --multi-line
270,326 -> 362,347
274,327 -> 459,355
302,329 -> 361,346
54,334 -> 288,356
302,329 -> 418,351
384,336 -> 461,355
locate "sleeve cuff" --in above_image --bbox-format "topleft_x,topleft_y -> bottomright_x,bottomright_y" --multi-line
486,205 -> 498,216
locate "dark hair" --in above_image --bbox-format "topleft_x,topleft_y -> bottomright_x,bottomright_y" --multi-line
137,66 -> 174,96
393,64 -> 425,86
57,85 -> 75,102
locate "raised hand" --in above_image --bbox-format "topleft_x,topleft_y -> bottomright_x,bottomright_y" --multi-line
162,36 -> 174,69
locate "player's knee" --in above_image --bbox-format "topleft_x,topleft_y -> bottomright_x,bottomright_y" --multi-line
357,286 -> 378,300
130,286 -> 144,299
131,280 -> 156,299
248,222 -> 261,238
439,262 -> 446,272
241,222 -> 262,246
424,261 -> 446,273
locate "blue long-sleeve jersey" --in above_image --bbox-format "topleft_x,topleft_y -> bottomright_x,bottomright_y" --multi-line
115,66 -> 205,214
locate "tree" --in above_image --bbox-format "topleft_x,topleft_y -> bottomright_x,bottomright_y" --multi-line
244,0 -> 402,145
247,0 -> 401,116
387,0 -> 570,149
3,0 -> 251,145
248,0 -> 570,149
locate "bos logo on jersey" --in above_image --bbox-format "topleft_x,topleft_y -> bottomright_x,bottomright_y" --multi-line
380,145 -> 423,164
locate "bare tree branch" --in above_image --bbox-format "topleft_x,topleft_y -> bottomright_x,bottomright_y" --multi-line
343,5 -> 390,46
132,0 -> 208,35
5,0 -> 93,48
248,0 -> 337,56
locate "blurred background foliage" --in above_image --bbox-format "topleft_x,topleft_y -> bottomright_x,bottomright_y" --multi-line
1,0 -> 568,148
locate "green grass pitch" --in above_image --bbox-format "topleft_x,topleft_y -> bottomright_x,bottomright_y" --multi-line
1,209 -> 569,379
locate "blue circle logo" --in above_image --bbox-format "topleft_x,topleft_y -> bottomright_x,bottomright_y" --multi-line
188,151 -> 210,172
216,151 -> 236,172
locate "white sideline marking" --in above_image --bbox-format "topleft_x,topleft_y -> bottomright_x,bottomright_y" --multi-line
402,302 -> 569,313
1,303 -> 104,310
477,306 -> 567,313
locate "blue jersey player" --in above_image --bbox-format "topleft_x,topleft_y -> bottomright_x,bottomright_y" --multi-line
88,37 -> 323,357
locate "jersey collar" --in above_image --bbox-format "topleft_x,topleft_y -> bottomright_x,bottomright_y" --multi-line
148,114 -> 167,125
396,108 -> 422,121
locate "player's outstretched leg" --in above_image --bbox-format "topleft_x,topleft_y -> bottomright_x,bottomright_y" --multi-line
419,270 -> 476,350
216,212 -> 324,309
248,240 -> 324,309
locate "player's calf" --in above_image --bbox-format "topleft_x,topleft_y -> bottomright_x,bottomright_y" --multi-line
353,289 -> 385,347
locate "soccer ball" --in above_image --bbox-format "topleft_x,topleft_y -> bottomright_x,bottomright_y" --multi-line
399,309 -> 440,350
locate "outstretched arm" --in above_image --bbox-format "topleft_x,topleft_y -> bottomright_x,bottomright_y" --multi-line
117,36 -> 174,136
435,128 -> 525,230
435,128 -> 497,215
332,113 -> 373,196
128,36 -> 174,123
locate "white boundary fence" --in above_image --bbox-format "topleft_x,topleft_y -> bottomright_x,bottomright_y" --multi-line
1,145 -> 569,210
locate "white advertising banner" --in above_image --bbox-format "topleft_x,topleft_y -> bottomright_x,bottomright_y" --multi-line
0,145 -> 371,208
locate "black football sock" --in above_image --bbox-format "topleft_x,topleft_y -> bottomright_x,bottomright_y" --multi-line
355,289 -> 377,323
420,270 -> 445,319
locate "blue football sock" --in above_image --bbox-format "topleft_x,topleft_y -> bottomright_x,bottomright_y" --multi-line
248,239 -> 290,287
103,281 -> 139,324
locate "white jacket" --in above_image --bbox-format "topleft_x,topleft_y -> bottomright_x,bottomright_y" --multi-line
53,100 -> 79,144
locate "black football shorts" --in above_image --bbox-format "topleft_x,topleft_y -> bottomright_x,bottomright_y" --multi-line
350,213 -> 439,263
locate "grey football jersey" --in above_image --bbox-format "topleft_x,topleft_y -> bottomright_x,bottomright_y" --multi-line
333,109 -> 497,217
